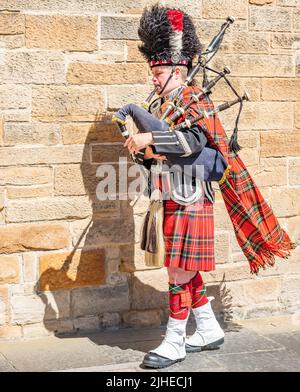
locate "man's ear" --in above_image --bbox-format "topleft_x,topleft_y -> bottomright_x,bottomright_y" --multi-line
174,67 -> 181,79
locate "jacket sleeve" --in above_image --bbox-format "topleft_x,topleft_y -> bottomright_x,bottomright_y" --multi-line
151,123 -> 207,156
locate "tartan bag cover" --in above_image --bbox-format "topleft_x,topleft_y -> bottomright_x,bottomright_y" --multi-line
165,86 -> 295,273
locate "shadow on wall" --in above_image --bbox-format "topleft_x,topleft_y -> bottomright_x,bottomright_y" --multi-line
34,111 -> 169,336
33,111 -> 233,342
207,274 -> 242,333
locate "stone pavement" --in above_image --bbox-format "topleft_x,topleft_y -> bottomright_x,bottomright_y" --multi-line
0,316 -> 300,372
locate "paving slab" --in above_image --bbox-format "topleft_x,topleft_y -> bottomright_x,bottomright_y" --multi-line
0,336 -> 140,372
211,349 -> 300,372
0,352 -> 16,372
264,331 -> 300,355
1,316 -> 300,372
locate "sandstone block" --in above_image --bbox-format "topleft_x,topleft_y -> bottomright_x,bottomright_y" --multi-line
195,20 -> 247,47
126,41 -> 144,62
74,316 -> 100,332
62,122 -> 123,145
225,31 -> 270,54
0,145 -> 89,166
1,110 -> 30,123
123,309 -> 161,328
91,144 -> 129,163
277,0 -> 299,6
203,263 -> 253,284
243,277 -> 282,304
210,78 -> 261,102
22,322 -> 54,338
296,103 -> 300,129
32,86 -> 104,122
6,196 -> 92,222
6,185 -> 52,199
294,9 -> 300,31
0,116 -> 3,146
99,40 -> 126,62
130,269 -> 168,310
245,302 -> 282,319
212,54 -> 294,77
105,246 -> 120,274
272,33 -> 300,49
214,201 -> 234,231
215,232 -> 230,264
39,249 -> 105,291
287,216 -> 300,245
71,284 -> 130,317
236,131 -> 259,149
120,243 -> 160,272
0,287 -> 9,326
70,216 -> 134,248
43,319 -> 74,335
202,0 -> 247,19
249,0 -> 274,4
252,158 -> 287,187
219,101 -> 293,131
101,16 -> 139,40
280,276 -> 300,307
41,290 -> 71,321
108,85 -> 151,110
270,188 -> 300,217
0,0 -> 146,13
260,131 -> 300,157
262,78 -> 300,101
23,253 -> 37,283
250,7 -> 292,32
217,277 -> 281,309
238,147 -> 260,167
99,312 -> 121,329
163,0 -> 202,18
54,164 -> 97,196
4,123 -> 61,146
25,15 -> 97,51
276,246 -> 300,275
0,12 -> 25,35
106,272 -> 129,287
206,280 -> 245,309
289,158 -> 300,185
0,34 -> 25,49
11,295 -> 45,324
0,51 -> 65,84
0,255 -> 20,284
0,325 -> 22,339
0,166 -> 52,186
0,188 -> 5,210
67,63 -> 147,85
0,223 -> 69,253
0,85 -> 31,111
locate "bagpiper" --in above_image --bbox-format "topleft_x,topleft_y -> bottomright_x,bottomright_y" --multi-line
116,4 -> 295,369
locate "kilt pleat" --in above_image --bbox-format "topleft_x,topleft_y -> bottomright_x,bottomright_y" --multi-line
163,198 -> 215,271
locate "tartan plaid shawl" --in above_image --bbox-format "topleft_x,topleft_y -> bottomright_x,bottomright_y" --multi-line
170,86 -> 295,273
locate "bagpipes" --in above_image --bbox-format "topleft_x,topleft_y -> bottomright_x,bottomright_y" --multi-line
112,16 -> 250,182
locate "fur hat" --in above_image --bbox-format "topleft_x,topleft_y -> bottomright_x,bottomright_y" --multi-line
138,4 -> 201,69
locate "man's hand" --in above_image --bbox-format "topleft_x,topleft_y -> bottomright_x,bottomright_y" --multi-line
124,132 -> 154,154
144,146 -> 167,161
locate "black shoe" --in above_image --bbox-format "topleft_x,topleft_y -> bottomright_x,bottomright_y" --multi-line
142,352 -> 185,369
185,337 -> 224,353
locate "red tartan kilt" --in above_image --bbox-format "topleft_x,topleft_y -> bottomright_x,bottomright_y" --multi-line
163,198 -> 215,271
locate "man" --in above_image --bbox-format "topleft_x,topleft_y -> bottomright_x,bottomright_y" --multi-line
123,4 -> 294,369
124,5 -> 224,369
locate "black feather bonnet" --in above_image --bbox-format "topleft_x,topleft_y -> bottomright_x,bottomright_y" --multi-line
138,4 -> 201,69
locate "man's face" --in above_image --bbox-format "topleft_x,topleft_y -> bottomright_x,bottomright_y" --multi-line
151,66 -> 183,97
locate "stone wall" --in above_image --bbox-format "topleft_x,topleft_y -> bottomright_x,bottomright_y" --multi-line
0,0 -> 299,339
